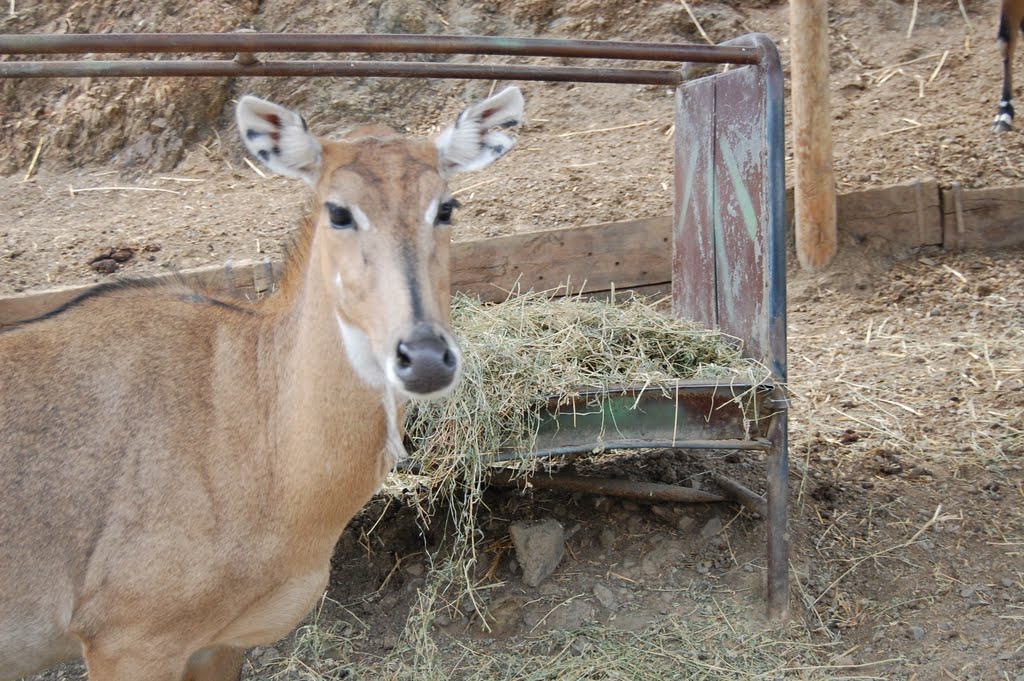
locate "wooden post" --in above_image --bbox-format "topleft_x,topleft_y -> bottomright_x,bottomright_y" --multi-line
790,0 -> 837,270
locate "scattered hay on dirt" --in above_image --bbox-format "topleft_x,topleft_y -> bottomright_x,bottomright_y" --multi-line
261,588 -> 846,681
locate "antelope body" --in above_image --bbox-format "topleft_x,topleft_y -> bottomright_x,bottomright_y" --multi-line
0,87 -> 524,681
996,0 -> 1024,130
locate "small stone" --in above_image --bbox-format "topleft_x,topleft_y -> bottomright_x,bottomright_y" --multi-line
509,519 -> 565,587
675,516 -> 696,533
908,625 -> 926,640
700,516 -> 723,539
593,583 -> 618,611
597,527 -> 616,551
650,505 -> 675,524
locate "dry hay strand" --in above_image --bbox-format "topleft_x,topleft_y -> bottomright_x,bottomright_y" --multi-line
270,591 -> 849,681
403,289 -> 769,506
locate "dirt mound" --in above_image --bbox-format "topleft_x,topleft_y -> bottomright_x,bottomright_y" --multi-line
0,1 -> 254,174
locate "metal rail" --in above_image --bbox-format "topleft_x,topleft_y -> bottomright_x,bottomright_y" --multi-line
0,60 -> 683,84
0,32 -> 760,82
0,32 -> 760,63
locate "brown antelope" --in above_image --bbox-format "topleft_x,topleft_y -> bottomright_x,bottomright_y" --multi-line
995,0 -> 1024,130
0,86 -> 524,681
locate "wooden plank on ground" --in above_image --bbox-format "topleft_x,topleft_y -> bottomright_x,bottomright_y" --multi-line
838,177 -> 941,246
451,216 -> 672,303
941,183 -> 1024,250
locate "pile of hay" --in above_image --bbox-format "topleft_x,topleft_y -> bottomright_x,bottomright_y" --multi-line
404,290 -> 771,500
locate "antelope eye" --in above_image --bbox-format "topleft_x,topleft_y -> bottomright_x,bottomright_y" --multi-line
436,199 -> 460,226
327,203 -> 355,230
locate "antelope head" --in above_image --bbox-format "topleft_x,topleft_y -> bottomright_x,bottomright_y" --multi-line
237,87 -> 524,400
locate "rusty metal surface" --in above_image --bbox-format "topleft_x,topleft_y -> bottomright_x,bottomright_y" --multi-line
712,474 -> 767,517
502,382 -> 775,461
672,75 -> 718,327
0,59 -> 684,84
712,63 -> 771,363
672,35 -> 786,383
766,409 -> 790,621
670,33 -> 789,621
727,33 -> 789,623
0,32 -> 761,83
0,33 -> 761,64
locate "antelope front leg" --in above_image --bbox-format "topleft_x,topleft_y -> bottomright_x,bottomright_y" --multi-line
184,646 -> 245,681
82,647 -> 187,681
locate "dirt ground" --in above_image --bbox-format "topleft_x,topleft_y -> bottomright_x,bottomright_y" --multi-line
3,0 -> 1023,679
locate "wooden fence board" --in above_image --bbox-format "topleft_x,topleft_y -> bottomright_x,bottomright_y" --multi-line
839,178 -> 941,246
451,217 -> 671,302
4,175 -> 1020,326
1,219 -> 673,325
941,183 -> 1024,250
0,259 -> 284,326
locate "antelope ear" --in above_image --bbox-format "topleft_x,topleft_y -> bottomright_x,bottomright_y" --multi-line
434,86 -> 524,177
236,95 -> 322,186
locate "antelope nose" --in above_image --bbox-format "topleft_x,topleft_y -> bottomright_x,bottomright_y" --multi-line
395,324 -> 459,396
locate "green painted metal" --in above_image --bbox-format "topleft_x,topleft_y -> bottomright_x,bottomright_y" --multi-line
514,382 -> 774,460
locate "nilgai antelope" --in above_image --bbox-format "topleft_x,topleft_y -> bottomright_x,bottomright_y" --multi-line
0,86 -> 524,681
995,0 -> 1024,130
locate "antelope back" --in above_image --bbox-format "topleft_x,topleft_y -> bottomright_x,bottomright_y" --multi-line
237,87 -> 524,398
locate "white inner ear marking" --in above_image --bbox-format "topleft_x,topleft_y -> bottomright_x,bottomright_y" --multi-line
424,199 -> 439,226
350,204 -> 372,232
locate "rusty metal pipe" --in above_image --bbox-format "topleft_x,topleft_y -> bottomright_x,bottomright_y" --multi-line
0,33 -> 760,65
0,59 -> 684,84
712,474 -> 767,517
